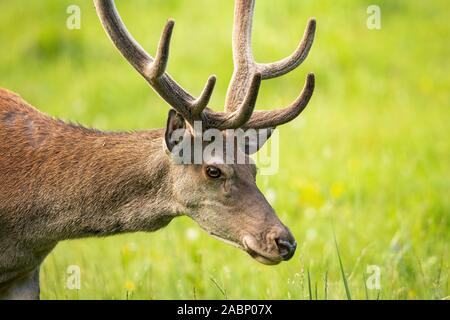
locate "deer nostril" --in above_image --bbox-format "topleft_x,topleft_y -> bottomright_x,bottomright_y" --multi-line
276,238 -> 297,261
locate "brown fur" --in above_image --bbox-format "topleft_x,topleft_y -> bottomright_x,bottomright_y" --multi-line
1,0 -> 317,300
0,89 -> 181,295
0,88 -> 296,300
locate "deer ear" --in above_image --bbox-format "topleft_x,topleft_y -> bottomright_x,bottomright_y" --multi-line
238,128 -> 275,155
165,109 -> 187,152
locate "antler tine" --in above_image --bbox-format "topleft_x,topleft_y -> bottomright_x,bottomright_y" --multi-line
147,20 -> 216,119
225,0 -> 258,112
244,73 -> 315,129
225,0 -> 316,129
191,75 -> 217,117
213,73 -> 262,130
230,72 -> 262,127
232,0 -> 256,66
93,0 -> 216,123
257,19 -> 316,79
146,19 -> 174,81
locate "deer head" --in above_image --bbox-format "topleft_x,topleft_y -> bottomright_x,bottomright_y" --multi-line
93,0 -> 315,265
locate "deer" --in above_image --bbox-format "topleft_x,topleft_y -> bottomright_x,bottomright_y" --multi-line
0,0 -> 315,300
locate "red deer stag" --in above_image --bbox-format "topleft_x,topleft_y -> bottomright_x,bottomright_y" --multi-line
0,0 -> 315,299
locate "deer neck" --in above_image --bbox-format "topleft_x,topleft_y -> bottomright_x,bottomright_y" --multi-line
7,125 -> 182,244
55,129 -> 182,241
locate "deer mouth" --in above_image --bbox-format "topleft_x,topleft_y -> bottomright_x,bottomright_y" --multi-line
242,236 -> 283,265
209,232 -> 281,265
209,233 -> 243,250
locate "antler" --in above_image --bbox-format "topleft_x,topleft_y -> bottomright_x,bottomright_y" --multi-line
226,0 -> 315,129
93,0 -> 260,130
94,0 -> 315,130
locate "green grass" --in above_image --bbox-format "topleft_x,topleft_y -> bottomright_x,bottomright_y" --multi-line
334,231 -> 352,300
1,0 -> 449,299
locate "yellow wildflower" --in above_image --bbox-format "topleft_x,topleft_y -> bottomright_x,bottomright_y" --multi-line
125,281 -> 136,292
298,180 -> 324,209
330,182 -> 344,199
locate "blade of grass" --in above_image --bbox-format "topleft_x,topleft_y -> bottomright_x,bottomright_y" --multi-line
433,253 -> 444,299
324,270 -> 328,300
210,276 -> 227,300
415,253 -> 428,295
315,281 -> 318,300
363,272 -> 369,300
307,269 -> 313,300
333,231 -> 352,300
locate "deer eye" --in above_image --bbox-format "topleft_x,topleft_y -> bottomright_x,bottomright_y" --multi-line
205,166 -> 222,179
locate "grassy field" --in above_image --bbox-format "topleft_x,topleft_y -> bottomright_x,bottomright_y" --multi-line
0,0 -> 449,299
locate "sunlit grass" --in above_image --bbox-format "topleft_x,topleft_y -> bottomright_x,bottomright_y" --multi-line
1,0 -> 449,299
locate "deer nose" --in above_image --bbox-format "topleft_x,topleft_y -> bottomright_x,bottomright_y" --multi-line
276,237 -> 297,261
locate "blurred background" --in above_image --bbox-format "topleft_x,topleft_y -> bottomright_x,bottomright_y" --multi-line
0,0 -> 448,299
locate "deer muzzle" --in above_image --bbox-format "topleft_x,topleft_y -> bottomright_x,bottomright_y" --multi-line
242,226 -> 297,265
